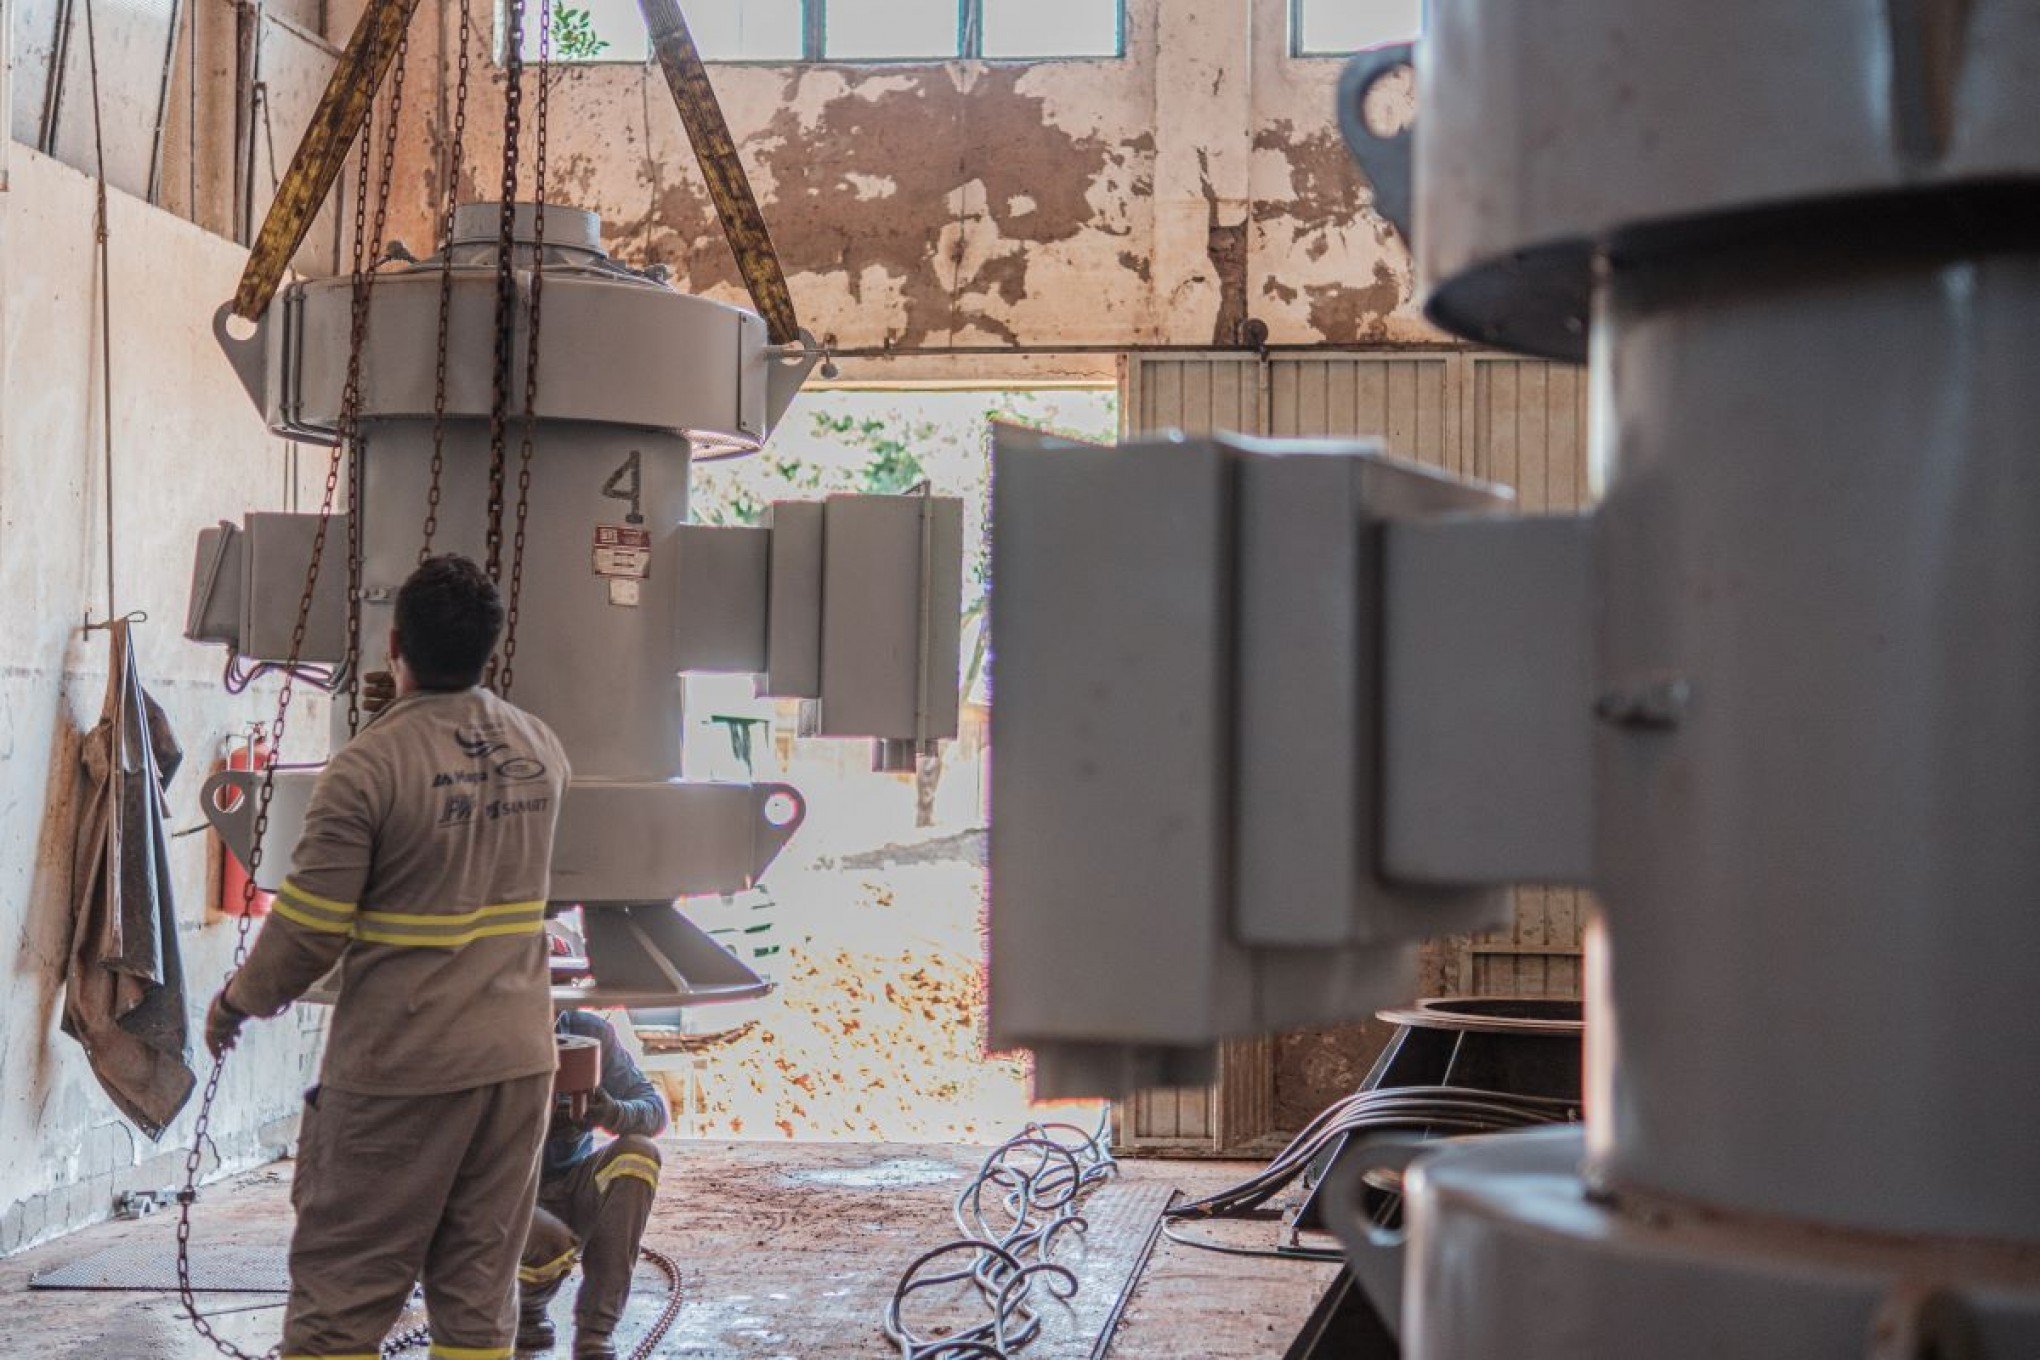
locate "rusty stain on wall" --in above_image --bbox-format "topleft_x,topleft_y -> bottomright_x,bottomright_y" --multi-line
1199,150 -> 1251,346
626,67 -> 1130,348
386,0 -> 1442,354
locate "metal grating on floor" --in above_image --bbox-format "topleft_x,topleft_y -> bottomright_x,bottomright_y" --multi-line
881,1177 -> 1181,1360
30,1241 -> 291,1293
1030,1181 -> 1181,1360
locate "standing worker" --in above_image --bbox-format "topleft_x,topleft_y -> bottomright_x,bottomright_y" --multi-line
517,1010 -> 669,1359
205,555 -> 571,1360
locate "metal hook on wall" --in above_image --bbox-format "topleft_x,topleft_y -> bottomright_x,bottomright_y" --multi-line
81,608 -> 150,633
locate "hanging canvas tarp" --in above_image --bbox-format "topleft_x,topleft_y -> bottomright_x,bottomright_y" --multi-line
63,619 -> 196,1139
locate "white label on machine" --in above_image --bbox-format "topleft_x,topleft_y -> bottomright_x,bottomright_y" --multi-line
593,524 -> 651,579
607,578 -> 641,608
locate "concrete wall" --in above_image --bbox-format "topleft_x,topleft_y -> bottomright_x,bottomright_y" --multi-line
390,0 -> 1430,352
0,148 -> 327,1254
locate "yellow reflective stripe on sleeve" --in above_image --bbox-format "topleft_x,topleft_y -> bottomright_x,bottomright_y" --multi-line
426,1347 -> 514,1360
349,901 -> 546,949
277,879 -> 357,916
517,1246 -> 579,1285
595,1153 -> 662,1193
274,881 -> 357,933
270,897 -> 355,936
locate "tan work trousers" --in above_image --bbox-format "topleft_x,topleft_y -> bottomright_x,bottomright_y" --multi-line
281,1073 -> 552,1360
518,1135 -> 663,1336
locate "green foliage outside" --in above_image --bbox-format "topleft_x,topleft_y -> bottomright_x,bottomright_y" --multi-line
550,2 -> 609,60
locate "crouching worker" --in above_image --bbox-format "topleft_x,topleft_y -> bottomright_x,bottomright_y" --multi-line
203,556 -> 571,1360
517,1010 -> 670,1359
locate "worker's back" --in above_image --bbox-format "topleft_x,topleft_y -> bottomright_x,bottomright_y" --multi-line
270,685 -> 570,1096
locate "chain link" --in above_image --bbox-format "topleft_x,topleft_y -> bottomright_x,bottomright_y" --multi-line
342,34 -> 408,736
498,0 -> 550,696
174,33 -> 407,1360
173,433 -> 345,1360
421,0 -> 474,562
484,0 -> 527,598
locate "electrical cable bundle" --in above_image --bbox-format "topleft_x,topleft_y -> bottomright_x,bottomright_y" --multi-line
1160,1085 -> 1578,1260
885,1118 -> 1117,1359
223,651 -> 349,695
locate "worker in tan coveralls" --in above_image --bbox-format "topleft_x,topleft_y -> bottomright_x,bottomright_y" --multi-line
204,555 -> 570,1360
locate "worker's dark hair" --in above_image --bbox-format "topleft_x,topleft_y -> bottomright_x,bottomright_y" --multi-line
394,555 -> 503,690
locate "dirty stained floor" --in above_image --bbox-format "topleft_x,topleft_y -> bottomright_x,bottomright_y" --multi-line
2,1142 -> 1337,1359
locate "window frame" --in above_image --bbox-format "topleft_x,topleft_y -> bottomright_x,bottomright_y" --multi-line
1288,0 -> 1425,58
536,0 -> 1127,66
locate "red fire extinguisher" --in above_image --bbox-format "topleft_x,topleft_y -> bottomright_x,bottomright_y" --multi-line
213,731 -> 274,917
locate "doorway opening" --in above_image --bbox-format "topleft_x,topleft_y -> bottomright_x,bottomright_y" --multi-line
647,384 -> 1118,1142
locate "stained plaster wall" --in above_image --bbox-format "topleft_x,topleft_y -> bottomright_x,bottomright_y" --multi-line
0,148 -> 328,1254
386,0 -> 1432,355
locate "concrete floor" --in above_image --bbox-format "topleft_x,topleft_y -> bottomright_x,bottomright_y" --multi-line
2,1142 -> 1338,1359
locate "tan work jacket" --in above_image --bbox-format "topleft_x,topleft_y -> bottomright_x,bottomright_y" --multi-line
228,686 -> 570,1097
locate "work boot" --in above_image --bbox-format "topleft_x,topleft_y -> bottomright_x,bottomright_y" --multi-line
516,1296 -> 556,1352
573,1330 -> 618,1360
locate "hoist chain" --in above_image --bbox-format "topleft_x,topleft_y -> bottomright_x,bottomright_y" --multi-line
174,34 -> 407,1360
498,0 -> 550,696
173,433 -> 348,1360
484,0 -> 527,596
342,33 -> 408,735
421,0 -> 475,562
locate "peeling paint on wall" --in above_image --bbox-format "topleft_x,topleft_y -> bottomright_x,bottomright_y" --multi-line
388,0 -> 1449,354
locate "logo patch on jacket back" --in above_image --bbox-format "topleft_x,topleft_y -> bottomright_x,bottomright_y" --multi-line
454,726 -> 510,759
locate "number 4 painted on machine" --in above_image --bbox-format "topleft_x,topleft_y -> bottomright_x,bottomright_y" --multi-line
602,449 -> 645,525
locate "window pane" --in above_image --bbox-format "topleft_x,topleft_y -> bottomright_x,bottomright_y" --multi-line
982,0 -> 1120,57
825,0 -> 958,59
540,0 -> 649,62
687,0 -> 803,60
1296,0 -> 1423,54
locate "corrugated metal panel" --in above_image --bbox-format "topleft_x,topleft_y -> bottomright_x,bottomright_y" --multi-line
1125,354 -> 1262,438
1116,353 -> 1267,1155
1463,357 -> 1594,1000
1267,354 -> 1459,473
48,0 -> 181,198
10,0 -> 68,145
250,19 -> 345,274
154,0 -> 250,237
1115,1040 -> 1277,1156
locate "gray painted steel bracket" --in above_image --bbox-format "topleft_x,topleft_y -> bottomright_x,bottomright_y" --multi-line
674,495 -> 966,748
988,429 -> 1523,1096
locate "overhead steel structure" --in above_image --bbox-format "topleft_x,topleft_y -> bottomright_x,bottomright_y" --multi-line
988,1 -> 2040,1353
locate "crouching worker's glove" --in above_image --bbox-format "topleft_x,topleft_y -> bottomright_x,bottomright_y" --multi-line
586,1089 -> 623,1133
205,990 -> 248,1061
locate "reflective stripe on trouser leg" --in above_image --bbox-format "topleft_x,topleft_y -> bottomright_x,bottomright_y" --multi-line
518,1202 -> 581,1312
420,1072 -> 553,1358
575,1137 -> 663,1335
